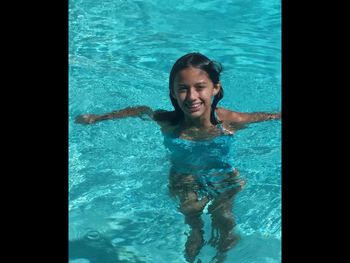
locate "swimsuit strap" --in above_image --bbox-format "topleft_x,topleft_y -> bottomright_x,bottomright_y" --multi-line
217,123 -> 234,135
214,109 -> 234,135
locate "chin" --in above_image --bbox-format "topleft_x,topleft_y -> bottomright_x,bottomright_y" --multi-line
182,105 -> 203,116
184,110 -> 205,119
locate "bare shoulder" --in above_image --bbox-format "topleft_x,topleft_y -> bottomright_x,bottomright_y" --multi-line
215,107 -> 249,131
153,110 -> 178,134
153,110 -> 176,123
216,107 -> 243,123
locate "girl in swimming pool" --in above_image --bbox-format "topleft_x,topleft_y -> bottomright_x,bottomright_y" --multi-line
75,52 -> 281,262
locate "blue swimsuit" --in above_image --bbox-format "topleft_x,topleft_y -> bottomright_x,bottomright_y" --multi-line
164,125 -> 240,198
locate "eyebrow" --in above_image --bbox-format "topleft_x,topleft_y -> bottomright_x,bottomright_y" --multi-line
178,81 -> 207,85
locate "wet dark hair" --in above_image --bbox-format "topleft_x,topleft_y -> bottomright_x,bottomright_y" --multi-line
168,52 -> 224,125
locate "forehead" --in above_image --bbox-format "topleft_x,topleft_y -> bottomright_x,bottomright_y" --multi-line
174,67 -> 210,84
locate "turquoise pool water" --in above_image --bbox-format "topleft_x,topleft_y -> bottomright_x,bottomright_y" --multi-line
69,0 -> 281,262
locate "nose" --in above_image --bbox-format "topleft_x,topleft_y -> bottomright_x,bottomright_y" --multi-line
186,87 -> 197,101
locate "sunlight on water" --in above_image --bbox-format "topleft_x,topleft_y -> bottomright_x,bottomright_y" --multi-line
69,0 -> 281,262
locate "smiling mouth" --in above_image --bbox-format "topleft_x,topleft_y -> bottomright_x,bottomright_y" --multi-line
185,102 -> 202,112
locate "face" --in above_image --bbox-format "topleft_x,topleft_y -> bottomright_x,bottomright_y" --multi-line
171,67 -> 220,121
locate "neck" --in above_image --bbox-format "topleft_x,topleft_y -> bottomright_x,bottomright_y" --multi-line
182,113 -> 214,129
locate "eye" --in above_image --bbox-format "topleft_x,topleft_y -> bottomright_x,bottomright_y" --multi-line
196,85 -> 206,90
177,86 -> 187,92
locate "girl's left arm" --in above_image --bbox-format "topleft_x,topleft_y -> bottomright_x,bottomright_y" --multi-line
230,111 -> 281,124
219,108 -> 281,125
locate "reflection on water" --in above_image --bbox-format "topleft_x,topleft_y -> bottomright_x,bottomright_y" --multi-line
69,230 -> 147,263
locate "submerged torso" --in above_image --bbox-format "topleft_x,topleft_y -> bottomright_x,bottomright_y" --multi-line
164,131 -> 234,175
163,123 -> 241,198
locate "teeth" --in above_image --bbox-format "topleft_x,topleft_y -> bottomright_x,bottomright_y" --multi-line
187,103 -> 201,108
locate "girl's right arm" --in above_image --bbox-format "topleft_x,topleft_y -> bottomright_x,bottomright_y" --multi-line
75,106 -> 154,124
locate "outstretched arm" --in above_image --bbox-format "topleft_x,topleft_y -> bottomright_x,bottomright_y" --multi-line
218,108 -> 281,126
75,106 -> 154,124
229,111 -> 281,124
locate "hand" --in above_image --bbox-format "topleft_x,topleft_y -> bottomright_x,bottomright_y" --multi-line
75,114 -> 98,124
269,112 -> 281,120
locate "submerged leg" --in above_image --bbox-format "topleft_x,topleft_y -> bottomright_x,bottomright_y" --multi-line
208,188 -> 241,254
180,190 -> 209,263
184,213 -> 205,263
169,173 -> 209,262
